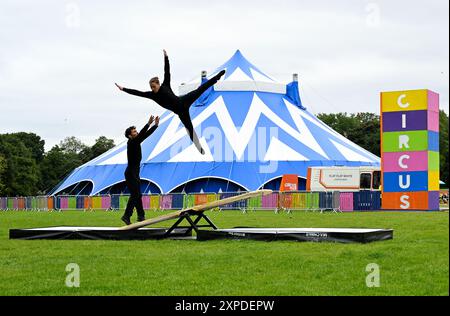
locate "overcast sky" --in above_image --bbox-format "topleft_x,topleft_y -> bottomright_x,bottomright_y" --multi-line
1,0 -> 448,150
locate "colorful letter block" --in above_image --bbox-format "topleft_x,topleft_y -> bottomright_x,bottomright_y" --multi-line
381,89 -> 440,210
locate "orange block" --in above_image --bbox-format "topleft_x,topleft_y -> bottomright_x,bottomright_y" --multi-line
18,198 -> 25,210
47,197 -> 54,210
280,192 -> 293,208
195,194 -> 208,205
84,197 -> 91,209
382,191 -> 429,210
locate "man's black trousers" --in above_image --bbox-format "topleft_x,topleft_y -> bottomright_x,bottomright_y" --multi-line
123,167 -> 145,219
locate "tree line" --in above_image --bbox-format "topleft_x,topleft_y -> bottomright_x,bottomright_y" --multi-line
0,134 -> 115,196
0,111 -> 448,196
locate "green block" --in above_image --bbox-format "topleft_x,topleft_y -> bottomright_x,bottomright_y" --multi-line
428,151 -> 440,171
312,193 -> 320,209
119,196 -> 129,210
68,197 -> 76,209
248,196 -> 262,208
184,195 -> 195,208
382,131 -> 428,152
297,193 -> 306,209
306,193 -> 320,210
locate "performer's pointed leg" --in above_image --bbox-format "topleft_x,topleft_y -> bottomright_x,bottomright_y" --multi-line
180,70 -> 226,110
136,194 -> 145,221
178,111 -> 205,155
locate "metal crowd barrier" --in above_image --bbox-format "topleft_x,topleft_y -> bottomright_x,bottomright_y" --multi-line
0,190 -> 384,212
246,191 -> 279,213
278,191 -> 321,213
218,192 -> 248,211
353,190 -> 381,211
159,193 -> 185,210
142,194 -> 161,211
183,193 -> 218,209
0,197 -> 7,210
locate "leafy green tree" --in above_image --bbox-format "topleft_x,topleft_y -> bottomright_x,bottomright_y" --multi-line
90,136 -> 115,160
39,136 -> 115,193
78,136 -> 115,163
317,112 -> 380,156
39,145 -> 83,194
0,154 -> 6,195
0,133 -> 116,195
59,136 -> 88,155
13,132 -> 45,162
0,135 -> 40,196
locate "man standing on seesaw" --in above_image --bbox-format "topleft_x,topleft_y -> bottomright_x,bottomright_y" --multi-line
121,115 -> 159,225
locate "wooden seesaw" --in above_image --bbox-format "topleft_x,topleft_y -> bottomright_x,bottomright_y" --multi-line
118,189 -> 273,231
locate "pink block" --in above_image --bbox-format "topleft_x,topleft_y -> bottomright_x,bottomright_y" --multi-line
160,195 -> 172,209
427,90 -> 439,112
142,196 -> 150,209
262,193 -> 279,208
382,151 -> 428,172
101,196 -> 111,209
339,193 -> 354,211
427,110 -> 439,132
61,197 -> 68,209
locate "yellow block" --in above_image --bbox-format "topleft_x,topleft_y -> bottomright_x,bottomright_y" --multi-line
428,171 -> 440,191
381,89 -> 428,112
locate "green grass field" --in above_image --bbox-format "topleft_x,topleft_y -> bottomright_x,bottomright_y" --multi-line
0,210 -> 448,296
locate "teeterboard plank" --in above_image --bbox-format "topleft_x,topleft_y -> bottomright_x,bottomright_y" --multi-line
119,189 -> 273,231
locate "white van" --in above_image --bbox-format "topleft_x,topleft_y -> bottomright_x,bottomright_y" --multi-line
306,166 -> 381,192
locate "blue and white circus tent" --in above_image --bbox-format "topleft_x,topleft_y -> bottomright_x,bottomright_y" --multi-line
52,50 -> 380,195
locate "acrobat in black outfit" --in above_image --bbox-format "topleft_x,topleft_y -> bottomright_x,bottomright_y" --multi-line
115,50 -> 225,154
121,115 -> 159,225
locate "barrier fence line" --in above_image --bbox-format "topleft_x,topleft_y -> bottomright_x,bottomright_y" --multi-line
0,191 -> 388,212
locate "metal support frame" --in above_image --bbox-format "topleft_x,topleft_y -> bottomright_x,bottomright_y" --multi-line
165,210 -> 217,237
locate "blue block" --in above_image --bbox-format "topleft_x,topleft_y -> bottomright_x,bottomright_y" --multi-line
171,194 -> 184,209
55,197 -> 61,209
111,195 -> 120,209
383,171 -> 429,192
319,192 -> 333,209
354,190 -> 380,210
428,131 -> 439,152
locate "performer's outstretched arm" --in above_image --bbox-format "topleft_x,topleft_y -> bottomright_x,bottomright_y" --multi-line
136,115 -> 159,143
123,88 -> 152,98
163,49 -> 170,85
142,116 -> 159,141
115,83 -> 152,98
135,123 -> 150,143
